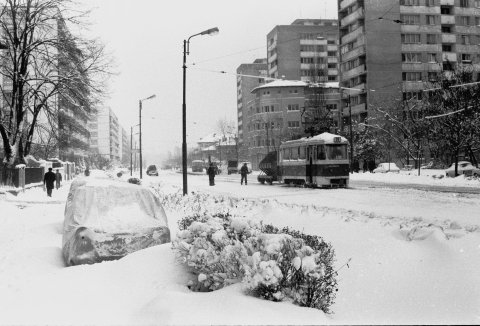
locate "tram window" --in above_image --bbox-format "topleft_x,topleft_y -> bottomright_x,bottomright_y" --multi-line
299,146 -> 306,160
283,148 -> 290,160
317,145 -> 326,160
291,147 -> 298,160
326,144 -> 347,160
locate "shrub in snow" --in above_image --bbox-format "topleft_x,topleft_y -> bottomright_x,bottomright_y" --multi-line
262,225 -> 338,313
173,212 -> 338,313
173,213 -> 250,291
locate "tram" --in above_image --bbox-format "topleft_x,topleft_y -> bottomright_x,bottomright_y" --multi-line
257,132 -> 349,188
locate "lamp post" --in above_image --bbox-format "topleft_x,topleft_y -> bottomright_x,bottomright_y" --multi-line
182,27 -> 219,195
139,94 -> 156,179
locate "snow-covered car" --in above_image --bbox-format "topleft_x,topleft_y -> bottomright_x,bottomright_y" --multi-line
445,161 -> 480,178
373,162 -> 400,173
62,175 -> 170,266
146,165 -> 159,176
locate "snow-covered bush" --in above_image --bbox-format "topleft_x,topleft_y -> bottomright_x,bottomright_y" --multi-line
262,225 -> 338,313
173,213 -> 251,291
172,211 -> 338,313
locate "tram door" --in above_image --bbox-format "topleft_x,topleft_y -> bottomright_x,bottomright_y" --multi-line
306,145 -> 315,184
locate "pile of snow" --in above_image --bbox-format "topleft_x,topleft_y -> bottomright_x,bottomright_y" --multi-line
351,169 -> 480,187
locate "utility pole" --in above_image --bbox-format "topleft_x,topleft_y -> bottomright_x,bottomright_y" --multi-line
348,94 -> 354,172
130,126 -> 133,176
139,100 -> 143,179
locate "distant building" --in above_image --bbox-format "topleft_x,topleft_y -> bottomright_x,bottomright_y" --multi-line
246,80 -> 341,169
196,132 -> 238,163
236,59 -> 268,146
338,0 -> 480,128
119,127 -> 130,166
88,107 -> 120,162
267,19 -> 340,82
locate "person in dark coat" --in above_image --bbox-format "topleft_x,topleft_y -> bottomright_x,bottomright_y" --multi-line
55,169 -> 62,189
240,163 -> 249,185
207,163 -> 216,186
352,159 -> 360,173
43,167 -> 56,197
363,159 -> 368,173
368,159 -> 376,173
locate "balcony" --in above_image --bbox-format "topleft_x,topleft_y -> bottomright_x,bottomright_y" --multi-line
440,15 -> 455,25
340,7 -> 364,27
341,45 -> 366,62
339,0 -> 357,12
442,52 -> 457,62
341,26 -> 364,45
342,64 -> 366,80
441,33 -> 456,43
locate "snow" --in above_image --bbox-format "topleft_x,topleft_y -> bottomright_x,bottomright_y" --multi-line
0,170 -> 479,324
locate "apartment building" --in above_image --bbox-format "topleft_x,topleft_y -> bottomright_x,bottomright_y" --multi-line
88,107 -> 121,162
338,0 -> 480,125
246,80 -> 341,168
236,59 -> 268,146
267,19 -> 340,83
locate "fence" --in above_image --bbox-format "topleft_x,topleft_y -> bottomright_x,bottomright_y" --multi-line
0,166 -> 46,189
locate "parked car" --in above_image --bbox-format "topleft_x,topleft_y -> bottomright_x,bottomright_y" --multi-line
445,161 -> 480,178
146,164 -> 159,176
373,162 -> 400,173
237,161 -> 253,174
227,160 -> 238,175
62,175 -> 170,266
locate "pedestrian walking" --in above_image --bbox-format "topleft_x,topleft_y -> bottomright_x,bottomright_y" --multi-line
84,168 -> 90,176
43,167 -> 56,197
55,169 -> 62,189
240,162 -> 249,185
368,159 -> 376,173
207,163 -> 216,186
363,159 -> 368,173
353,159 -> 360,173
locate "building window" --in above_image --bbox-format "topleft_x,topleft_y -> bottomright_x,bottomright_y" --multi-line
300,45 -> 315,52
288,121 -> 300,128
442,44 -> 452,52
461,35 -> 470,45
426,34 -> 437,44
459,16 -> 470,26
403,91 -> 423,101
400,0 -> 419,5
402,53 -> 422,63
271,105 -> 275,112
441,7 -> 451,15
402,72 -> 422,81
327,51 -> 336,57
328,63 -> 337,69
441,26 -> 451,33
460,0 -> 469,7
401,34 -> 421,44
462,53 -> 472,62
326,104 -> 338,111
427,53 -> 437,62
288,104 -> 300,111
328,76 -> 337,81
327,40 -> 336,45
476,0 -> 480,8
401,15 -> 420,25
426,0 -> 435,6
428,72 -> 438,81
426,15 -> 436,25
476,17 -> 480,26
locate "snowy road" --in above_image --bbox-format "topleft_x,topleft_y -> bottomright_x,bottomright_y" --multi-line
154,171 -> 480,231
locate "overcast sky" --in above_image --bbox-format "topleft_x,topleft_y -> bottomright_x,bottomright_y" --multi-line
80,0 -> 338,162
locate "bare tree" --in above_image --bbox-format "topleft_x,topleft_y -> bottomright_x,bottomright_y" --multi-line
0,0 -> 111,184
423,66 -> 480,175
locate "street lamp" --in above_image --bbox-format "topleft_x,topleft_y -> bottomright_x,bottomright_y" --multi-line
139,94 -> 156,179
182,26 -> 219,195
